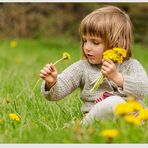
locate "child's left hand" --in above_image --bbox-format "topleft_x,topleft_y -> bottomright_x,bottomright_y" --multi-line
101,59 -> 123,87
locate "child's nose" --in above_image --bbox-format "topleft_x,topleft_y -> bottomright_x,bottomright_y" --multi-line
85,42 -> 92,51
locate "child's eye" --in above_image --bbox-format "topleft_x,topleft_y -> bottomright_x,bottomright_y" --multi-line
82,38 -> 87,43
93,41 -> 100,45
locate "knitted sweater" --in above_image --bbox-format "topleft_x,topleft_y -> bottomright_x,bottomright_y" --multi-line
41,59 -> 148,114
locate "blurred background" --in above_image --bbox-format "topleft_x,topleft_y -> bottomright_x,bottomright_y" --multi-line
0,3 -> 148,44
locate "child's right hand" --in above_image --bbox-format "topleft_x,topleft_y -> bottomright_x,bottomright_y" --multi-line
40,63 -> 58,88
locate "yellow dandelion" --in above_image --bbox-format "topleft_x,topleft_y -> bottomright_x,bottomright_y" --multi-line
100,129 -> 119,139
103,50 -> 117,61
53,52 -> 71,65
116,56 -> 124,64
0,119 -> 4,124
10,40 -> 17,48
115,100 -> 144,116
124,115 -> 141,126
114,102 -> 134,116
113,48 -> 127,58
14,57 -> 21,64
63,52 -> 71,60
103,48 -> 127,64
137,109 -> 148,121
9,113 -> 20,121
127,101 -> 144,112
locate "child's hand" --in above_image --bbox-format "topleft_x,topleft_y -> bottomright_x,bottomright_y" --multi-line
40,63 -> 58,89
101,59 -> 123,87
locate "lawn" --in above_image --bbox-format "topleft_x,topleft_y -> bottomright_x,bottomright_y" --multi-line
0,37 -> 148,143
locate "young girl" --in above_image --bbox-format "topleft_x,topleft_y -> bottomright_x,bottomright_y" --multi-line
40,6 -> 148,125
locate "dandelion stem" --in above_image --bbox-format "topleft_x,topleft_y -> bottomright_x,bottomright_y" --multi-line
32,78 -> 41,91
53,57 -> 64,65
90,73 -> 105,92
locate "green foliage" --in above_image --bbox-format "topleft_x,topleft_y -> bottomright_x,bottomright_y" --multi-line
0,38 -> 148,143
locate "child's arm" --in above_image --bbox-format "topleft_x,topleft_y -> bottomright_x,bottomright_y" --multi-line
103,59 -> 148,98
40,60 -> 83,101
121,59 -> 148,98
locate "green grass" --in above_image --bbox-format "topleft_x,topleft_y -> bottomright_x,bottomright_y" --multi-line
0,37 -> 148,143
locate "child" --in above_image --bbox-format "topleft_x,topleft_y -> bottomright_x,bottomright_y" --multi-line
40,6 -> 148,125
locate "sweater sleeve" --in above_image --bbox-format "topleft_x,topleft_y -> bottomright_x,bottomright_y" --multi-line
111,59 -> 148,98
41,60 -> 83,101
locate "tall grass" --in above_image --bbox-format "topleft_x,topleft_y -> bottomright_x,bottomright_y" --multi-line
0,37 -> 148,143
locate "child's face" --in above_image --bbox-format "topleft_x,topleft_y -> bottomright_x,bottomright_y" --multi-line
82,35 -> 105,64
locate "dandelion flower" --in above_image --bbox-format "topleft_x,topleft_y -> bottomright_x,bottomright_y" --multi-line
10,40 -> 17,48
53,52 -> 71,65
9,113 -> 20,121
63,52 -> 71,60
137,109 -> 148,121
115,100 -> 144,116
0,119 -> 4,124
124,115 -> 141,126
127,101 -> 144,112
100,129 -> 119,139
114,102 -> 134,116
14,57 -> 21,64
113,48 -> 127,58
103,49 -> 117,62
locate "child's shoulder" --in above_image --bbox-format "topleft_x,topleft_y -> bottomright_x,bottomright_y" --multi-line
120,58 -> 145,70
123,58 -> 142,66
73,59 -> 90,66
70,59 -> 94,71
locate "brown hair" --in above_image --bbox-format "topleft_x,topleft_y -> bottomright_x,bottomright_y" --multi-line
79,6 -> 133,59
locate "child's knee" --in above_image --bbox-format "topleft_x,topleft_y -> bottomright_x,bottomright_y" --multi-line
106,96 -> 126,111
82,96 -> 126,125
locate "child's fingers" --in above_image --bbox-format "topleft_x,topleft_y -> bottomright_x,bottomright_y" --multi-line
101,66 -> 109,75
39,73 -> 45,79
102,64 -> 109,70
106,59 -> 113,64
50,64 -> 56,72
45,63 -> 55,72
43,67 -> 51,74
40,69 -> 48,76
101,69 -> 108,75
102,60 -> 111,67
40,63 -> 57,79
45,64 -> 52,70
102,60 -> 115,71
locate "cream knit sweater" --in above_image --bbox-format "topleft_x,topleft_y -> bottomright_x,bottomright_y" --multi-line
41,59 -> 148,114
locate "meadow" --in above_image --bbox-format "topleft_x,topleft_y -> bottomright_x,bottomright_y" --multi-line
0,37 -> 148,143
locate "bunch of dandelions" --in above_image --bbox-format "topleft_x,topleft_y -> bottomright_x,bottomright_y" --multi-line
32,52 -> 71,92
114,96 -> 148,126
90,48 -> 127,92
